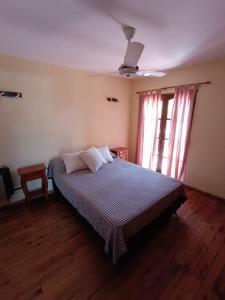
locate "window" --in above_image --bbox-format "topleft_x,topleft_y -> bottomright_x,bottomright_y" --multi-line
153,94 -> 174,173
136,85 -> 197,181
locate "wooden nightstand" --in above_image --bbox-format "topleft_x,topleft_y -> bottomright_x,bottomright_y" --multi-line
17,163 -> 48,206
111,147 -> 128,161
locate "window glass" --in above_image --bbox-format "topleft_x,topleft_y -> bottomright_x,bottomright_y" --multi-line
167,98 -> 174,119
158,100 -> 163,117
165,120 -> 171,139
162,158 -> 168,174
163,140 -> 169,157
151,155 -> 157,171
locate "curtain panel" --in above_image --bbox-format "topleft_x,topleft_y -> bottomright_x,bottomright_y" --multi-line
166,85 -> 198,181
135,90 -> 162,168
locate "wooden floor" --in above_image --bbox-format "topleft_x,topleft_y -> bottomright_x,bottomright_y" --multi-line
0,189 -> 225,300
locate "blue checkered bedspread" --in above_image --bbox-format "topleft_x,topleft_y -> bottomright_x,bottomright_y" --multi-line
48,157 -> 186,263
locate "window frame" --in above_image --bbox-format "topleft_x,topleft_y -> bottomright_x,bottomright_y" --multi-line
156,93 -> 174,173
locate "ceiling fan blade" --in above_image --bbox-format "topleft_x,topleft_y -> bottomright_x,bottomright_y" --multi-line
136,70 -> 167,77
87,71 -> 118,78
124,42 -> 144,68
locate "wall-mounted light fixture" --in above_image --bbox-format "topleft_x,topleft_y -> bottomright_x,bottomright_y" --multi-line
0,90 -> 22,99
107,97 -> 119,103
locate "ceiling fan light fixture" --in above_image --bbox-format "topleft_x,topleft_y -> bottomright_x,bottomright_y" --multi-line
119,64 -> 139,76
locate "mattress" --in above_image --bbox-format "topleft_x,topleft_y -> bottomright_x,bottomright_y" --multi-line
48,157 -> 186,263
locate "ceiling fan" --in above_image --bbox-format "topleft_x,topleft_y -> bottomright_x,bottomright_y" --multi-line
118,26 -> 166,78
90,26 -> 167,78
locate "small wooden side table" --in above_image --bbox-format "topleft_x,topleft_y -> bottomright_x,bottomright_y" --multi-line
17,163 -> 48,205
111,147 -> 129,161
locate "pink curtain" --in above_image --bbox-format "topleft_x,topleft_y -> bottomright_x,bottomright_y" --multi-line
166,85 -> 198,181
135,90 -> 161,169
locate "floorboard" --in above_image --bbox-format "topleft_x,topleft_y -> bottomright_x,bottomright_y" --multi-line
0,189 -> 225,300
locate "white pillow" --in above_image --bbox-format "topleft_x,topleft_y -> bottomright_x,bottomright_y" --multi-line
61,151 -> 88,174
79,147 -> 107,173
98,145 -> 113,163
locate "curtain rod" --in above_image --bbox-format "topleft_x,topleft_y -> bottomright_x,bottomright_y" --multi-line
136,81 -> 211,95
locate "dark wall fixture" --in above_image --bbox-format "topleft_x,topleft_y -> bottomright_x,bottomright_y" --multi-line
107,97 -> 119,103
0,90 -> 22,99
0,166 -> 14,198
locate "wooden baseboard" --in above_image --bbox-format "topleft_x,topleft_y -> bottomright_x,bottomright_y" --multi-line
185,185 -> 225,203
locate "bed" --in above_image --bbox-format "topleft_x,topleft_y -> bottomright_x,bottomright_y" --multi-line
48,157 -> 186,264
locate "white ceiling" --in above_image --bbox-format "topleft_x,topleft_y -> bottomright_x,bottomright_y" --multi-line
0,0 -> 225,72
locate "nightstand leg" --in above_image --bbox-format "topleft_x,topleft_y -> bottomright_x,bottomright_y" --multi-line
42,173 -> 48,200
21,176 -> 31,206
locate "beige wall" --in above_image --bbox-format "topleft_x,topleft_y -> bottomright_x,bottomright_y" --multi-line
1,54 -> 225,200
130,58 -> 225,199
0,55 -> 131,189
